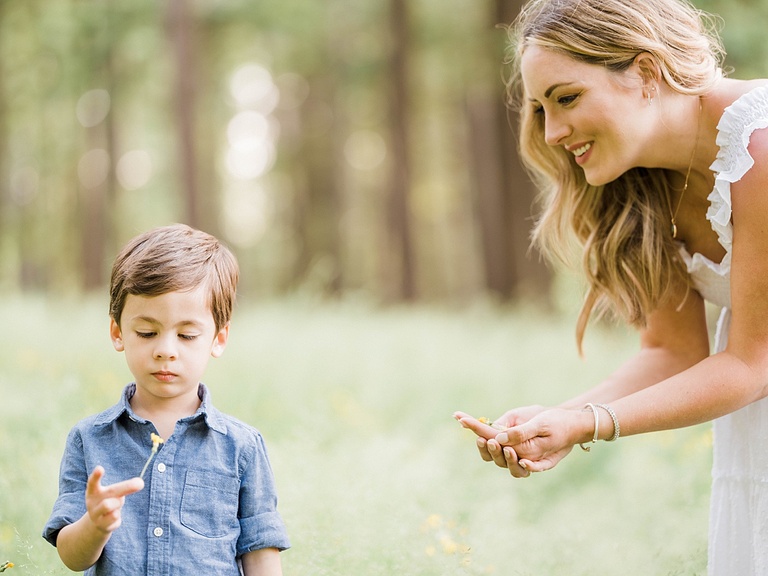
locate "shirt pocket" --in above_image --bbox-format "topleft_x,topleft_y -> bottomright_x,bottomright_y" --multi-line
180,469 -> 240,538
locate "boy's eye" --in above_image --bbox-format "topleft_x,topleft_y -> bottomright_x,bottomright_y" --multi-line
179,334 -> 198,341
136,331 -> 156,339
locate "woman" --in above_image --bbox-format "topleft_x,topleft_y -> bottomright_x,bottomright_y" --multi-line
454,0 -> 768,572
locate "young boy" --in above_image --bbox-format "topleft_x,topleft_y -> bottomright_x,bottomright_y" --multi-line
43,224 -> 289,575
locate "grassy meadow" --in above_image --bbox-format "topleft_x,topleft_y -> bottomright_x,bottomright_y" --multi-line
0,296 -> 710,575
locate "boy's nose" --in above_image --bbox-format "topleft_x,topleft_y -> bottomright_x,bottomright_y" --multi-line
153,337 -> 178,360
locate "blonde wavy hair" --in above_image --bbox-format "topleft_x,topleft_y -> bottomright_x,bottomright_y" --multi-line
507,0 -> 724,350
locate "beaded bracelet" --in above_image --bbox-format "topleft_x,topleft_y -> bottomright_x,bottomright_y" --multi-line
595,403 -> 621,442
579,402 -> 599,452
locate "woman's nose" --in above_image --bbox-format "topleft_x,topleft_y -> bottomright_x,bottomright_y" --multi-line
544,114 -> 571,146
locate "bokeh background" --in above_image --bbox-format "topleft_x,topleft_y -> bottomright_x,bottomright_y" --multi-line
1,0 -> 765,573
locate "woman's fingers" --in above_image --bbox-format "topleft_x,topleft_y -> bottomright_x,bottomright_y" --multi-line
503,447 -> 530,478
454,412 -> 499,440
476,437 -> 494,462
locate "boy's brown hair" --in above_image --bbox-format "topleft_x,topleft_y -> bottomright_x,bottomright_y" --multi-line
109,224 -> 239,332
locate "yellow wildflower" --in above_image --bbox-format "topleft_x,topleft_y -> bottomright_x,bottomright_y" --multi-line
479,417 -> 507,431
0,562 -> 14,572
150,433 -> 164,449
139,433 -> 165,480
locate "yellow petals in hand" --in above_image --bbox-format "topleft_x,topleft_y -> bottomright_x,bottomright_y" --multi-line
478,417 -> 507,431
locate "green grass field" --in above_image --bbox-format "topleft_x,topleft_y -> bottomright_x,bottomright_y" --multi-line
0,296 -> 710,575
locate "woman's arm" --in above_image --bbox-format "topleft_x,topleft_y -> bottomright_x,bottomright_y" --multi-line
560,281 -> 711,409
458,279 -> 710,474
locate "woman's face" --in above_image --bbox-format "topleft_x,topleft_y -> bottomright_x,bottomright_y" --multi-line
520,45 -> 652,186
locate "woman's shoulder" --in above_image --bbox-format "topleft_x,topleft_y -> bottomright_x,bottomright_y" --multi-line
707,78 -> 768,115
707,79 -> 768,178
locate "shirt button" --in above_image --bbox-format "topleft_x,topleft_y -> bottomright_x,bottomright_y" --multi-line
153,527 -> 164,537
157,463 -> 166,473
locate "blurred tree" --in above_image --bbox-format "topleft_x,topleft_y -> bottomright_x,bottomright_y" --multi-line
466,0 -> 551,302
166,0 -> 202,231
77,0 -> 118,290
291,68 -> 345,295
386,0 -> 416,301
495,0 -> 552,302
2,0 -> 766,304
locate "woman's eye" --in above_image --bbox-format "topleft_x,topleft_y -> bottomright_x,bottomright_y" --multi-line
557,94 -> 578,106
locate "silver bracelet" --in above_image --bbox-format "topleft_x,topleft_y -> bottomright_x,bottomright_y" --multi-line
595,403 -> 620,442
579,402 -> 599,452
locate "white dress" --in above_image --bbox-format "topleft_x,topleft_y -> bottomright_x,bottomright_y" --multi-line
678,85 -> 768,576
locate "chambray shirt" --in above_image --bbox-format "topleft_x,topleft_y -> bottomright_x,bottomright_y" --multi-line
43,383 -> 290,575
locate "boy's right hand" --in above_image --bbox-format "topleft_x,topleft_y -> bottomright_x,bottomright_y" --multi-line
85,466 -> 144,534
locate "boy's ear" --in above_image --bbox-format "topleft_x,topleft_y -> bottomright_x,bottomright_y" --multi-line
110,318 -> 125,352
211,323 -> 230,358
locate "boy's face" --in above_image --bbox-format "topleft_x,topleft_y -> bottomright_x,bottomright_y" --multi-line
109,287 -> 229,407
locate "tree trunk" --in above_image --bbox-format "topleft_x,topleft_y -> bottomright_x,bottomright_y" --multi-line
289,69 -> 344,295
80,0 -> 117,291
466,89 -> 514,298
166,0 -> 201,229
386,0 -> 416,301
495,0 -> 552,302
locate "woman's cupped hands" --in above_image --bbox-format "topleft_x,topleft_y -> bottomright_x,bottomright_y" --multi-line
454,406 -> 581,478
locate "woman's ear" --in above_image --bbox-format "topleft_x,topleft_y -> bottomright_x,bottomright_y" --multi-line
110,318 -> 125,352
633,52 -> 662,101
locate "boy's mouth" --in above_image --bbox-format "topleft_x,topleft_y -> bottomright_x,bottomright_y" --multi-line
152,371 -> 178,382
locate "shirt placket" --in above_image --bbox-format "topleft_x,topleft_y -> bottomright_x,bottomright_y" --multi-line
146,428 -> 178,574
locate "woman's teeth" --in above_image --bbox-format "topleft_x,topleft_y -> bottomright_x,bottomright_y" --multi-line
573,143 -> 591,157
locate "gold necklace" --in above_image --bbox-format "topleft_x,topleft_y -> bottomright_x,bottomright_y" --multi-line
669,97 -> 703,239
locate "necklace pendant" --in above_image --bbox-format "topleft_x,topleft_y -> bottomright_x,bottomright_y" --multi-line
671,221 -> 678,239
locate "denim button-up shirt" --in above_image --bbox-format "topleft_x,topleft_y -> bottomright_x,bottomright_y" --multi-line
43,384 -> 290,575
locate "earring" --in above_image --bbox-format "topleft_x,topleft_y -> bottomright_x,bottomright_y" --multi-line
647,86 -> 656,106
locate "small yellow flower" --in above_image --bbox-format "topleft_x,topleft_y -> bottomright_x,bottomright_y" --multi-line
479,417 -> 507,430
139,433 -> 165,480
150,433 -> 164,450
0,562 -> 14,572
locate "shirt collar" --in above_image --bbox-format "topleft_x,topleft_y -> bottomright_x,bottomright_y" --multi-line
92,383 -> 228,435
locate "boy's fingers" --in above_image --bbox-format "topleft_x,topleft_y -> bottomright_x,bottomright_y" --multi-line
88,468 -> 144,499
86,465 -> 106,495
102,477 -> 145,499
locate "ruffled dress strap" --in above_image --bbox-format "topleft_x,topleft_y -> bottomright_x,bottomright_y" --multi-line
707,85 -> 768,273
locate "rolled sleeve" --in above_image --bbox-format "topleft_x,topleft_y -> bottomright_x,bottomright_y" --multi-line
235,433 -> 290,555
43,428 -> 89,546
238,511 -> 291,553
